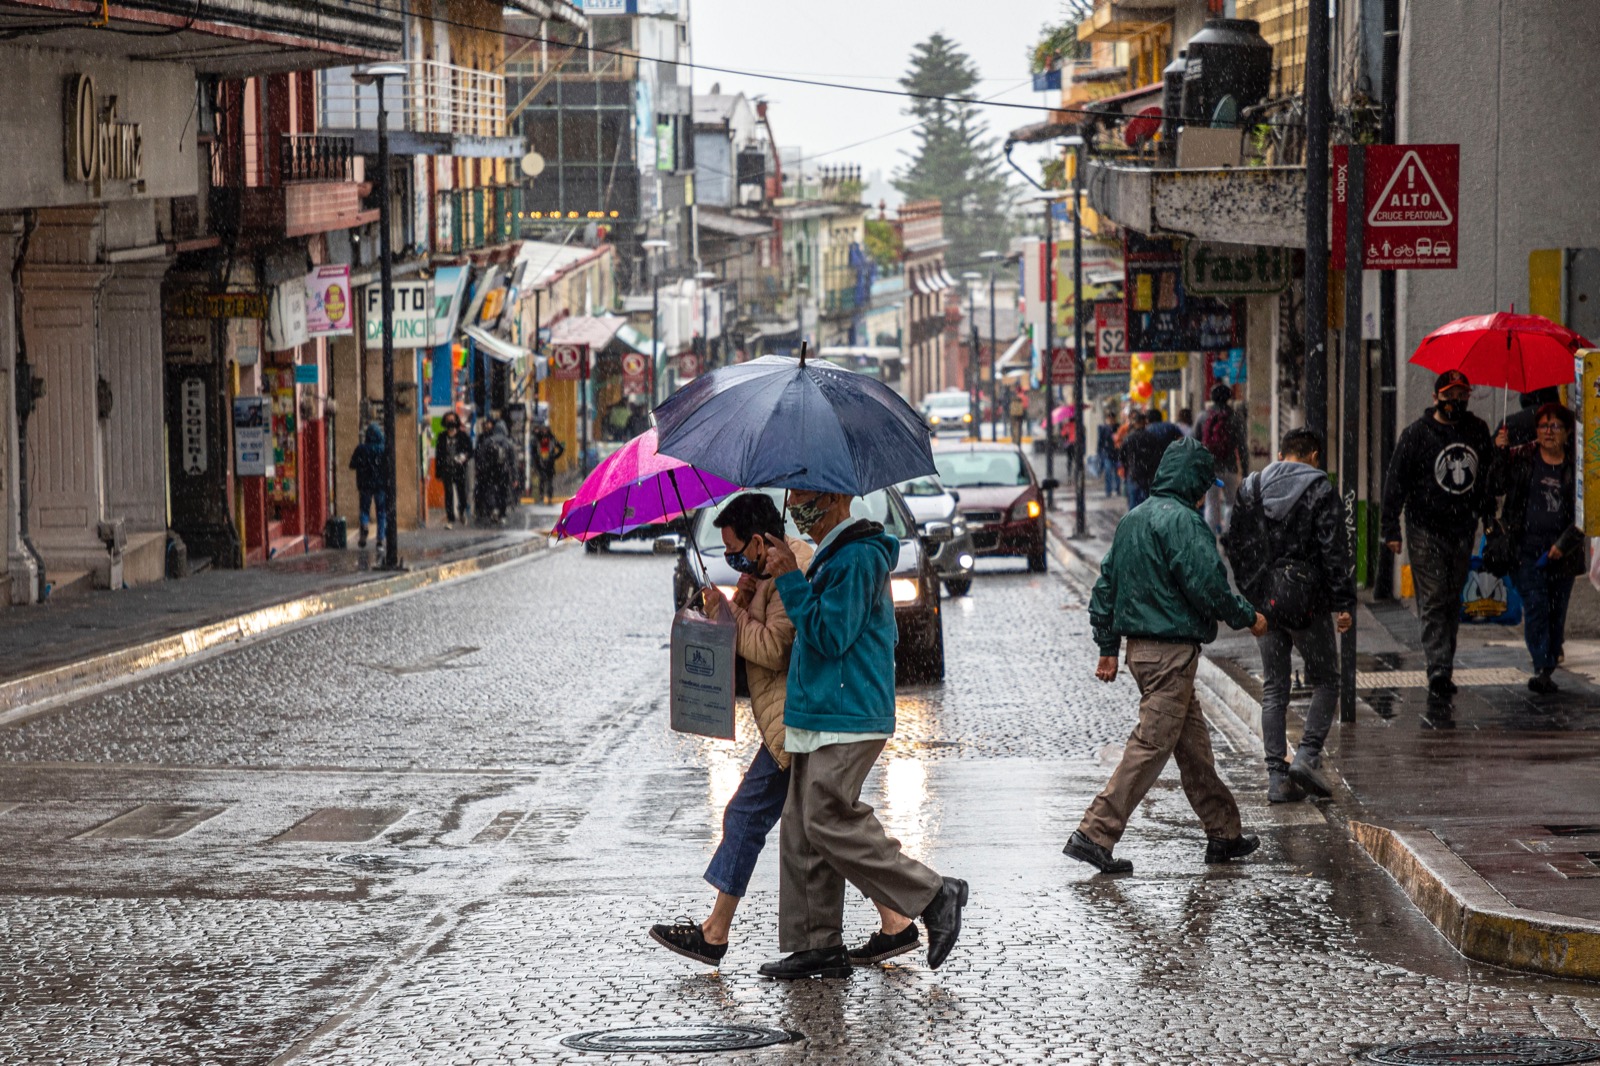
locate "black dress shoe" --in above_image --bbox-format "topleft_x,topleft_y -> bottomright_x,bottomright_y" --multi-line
648,919 -> 727,966
758,947 -> 852,980
920,876 -> 969,970
1203,833 -> 1260,864
848,925 -> 920,965
1529,670 -> 1559,695
1063,830 -> 1133,874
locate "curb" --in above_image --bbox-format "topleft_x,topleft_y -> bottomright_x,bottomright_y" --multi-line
0,536 -> 554,723
1045,522 -> 1600,983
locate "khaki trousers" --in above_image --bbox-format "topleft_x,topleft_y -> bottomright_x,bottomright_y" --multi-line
779,739 -> 944,952
1078,640 -> 1242,849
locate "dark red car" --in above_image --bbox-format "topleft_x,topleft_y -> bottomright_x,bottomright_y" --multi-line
933,443 -> 1055,572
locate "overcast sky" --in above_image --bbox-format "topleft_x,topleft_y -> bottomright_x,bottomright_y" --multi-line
690,0 -> 1066,205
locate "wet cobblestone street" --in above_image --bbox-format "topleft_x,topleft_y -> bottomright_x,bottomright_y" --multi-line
2,542 -> 1598,1064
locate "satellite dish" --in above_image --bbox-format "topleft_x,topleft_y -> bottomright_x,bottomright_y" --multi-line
520,152 -> 546,178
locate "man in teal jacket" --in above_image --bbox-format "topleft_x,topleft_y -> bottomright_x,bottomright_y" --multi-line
757,489 -> 968,980
1065,437 -> 1268,875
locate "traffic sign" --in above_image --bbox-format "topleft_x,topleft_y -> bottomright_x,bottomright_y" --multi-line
1334,144 -> 1458,270
551,343 -> 587,381
678,352 -> 700,379
1050,347 -> 1077,385
621,350 -> 648,393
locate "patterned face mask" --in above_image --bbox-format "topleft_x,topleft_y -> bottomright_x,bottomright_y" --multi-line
787,497 -> 829,537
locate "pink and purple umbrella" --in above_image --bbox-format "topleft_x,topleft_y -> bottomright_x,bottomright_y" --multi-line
553,428 -> 742,541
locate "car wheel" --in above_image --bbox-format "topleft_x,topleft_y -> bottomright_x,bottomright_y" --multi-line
1027,545 -> 1048,572
944,577 -> 973,597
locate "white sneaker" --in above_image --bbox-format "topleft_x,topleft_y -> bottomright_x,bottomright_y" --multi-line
445,521 -> 454,529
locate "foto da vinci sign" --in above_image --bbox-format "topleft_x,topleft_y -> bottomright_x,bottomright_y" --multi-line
66,74 -> 144,191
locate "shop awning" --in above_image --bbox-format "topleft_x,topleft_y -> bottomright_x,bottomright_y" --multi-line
615,324 -> 667,360
996,334 -> 1032,369
550,313 -> 626,349
464,325 -> 529,364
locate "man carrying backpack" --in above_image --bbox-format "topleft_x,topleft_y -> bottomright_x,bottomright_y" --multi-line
1197,385 -> 1249,533
1223,428 -> 1355,803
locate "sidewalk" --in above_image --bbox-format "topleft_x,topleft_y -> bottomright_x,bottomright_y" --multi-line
1049,492 -> 1600,981
0,503 -> 566,714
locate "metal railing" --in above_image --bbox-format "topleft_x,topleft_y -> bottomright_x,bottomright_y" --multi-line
211,132 -> 357,188
319,60 -> 508,139
438,186 -> 521,255
279,133 -> 355,183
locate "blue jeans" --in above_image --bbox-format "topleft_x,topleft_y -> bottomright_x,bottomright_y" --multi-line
1517,555 -> 1575,673
1102,460 -> 1122,497
359,489 -> 387,538
1128,482 -> 1150,508
1258,613 -> 1339,768
704,745 -> 789,897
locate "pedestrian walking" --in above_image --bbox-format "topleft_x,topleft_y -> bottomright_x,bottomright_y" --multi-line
755,490 -> 967,979
1381,370 -> 1498,710
1097,410 -> 1123,498
1065,437 -> 1267,875
531,425 -> 565,505
648,494 -> 913,967
1124,409 -> 1180,508
1495,386 -> 1561,450
434,412 -> 472,528
1495,403 -> 1583,693
1196,385 -> 1250,533
348,422 -> 387,550
475,420 -> 516,524
1008,388 -> 1029,443
1222,428 -> 1354,803
1175,407 -> 1195,438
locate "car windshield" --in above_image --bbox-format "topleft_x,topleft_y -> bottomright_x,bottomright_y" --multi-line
693,488 -> 913,551
925,395 -> 969,413
896,476 -> 945,497
934,450 -> 1031,488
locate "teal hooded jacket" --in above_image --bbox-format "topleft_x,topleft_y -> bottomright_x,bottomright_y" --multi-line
1090,437 -> 1257,656
774,520 -> 899,734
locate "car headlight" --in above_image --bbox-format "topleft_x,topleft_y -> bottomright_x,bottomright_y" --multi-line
929,414 -> 941,424
962,412 -> 972,423
951,519 -> 967,536
1026,500 -> 1042,519
890,578 -> 921,604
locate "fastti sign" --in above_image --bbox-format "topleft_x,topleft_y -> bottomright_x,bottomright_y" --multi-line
1334,144 -> 1459,270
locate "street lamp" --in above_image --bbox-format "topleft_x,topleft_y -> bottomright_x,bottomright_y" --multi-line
1063,134 -> 1088,539
352,61 -> 407,571
962,271 -> 982,439
694,269 -> 717,369
1032,191 -> 1064,511
980,249 -> 1002,441
642,238 -> 669,404
795,279 -> 809,353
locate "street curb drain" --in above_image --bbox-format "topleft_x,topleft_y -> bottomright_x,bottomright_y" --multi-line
1361,1035 -> 1600,1064
559,1025 -> 800,1053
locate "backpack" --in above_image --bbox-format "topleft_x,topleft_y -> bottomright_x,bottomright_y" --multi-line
1200,407 -> 1239,466
1222,478 -> 1318,631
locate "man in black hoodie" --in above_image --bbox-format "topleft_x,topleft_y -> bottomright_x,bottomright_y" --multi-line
1381,370 -> 1497,706
1225,428 -> 1354,802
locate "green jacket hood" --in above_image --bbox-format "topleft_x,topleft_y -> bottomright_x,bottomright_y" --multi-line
1151,436 -> 1217,504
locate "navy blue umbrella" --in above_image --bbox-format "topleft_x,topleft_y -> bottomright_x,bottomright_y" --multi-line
652,353 -> 936,495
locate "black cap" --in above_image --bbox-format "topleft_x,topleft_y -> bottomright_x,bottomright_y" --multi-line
1434,369 -> 1471,392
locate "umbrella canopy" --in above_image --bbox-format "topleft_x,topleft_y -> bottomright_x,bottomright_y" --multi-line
652,354 -> 936,496
1410,312 -> 1594,392
553,428 -> 741,541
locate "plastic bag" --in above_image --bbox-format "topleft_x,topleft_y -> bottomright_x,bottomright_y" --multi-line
669,603 -> 737,739
1460,537 -> 1523,626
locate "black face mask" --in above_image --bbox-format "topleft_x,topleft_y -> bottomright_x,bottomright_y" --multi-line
1436,398 -> 1466,423
724,539 -> 766,577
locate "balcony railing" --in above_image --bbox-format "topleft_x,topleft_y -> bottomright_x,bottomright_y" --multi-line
438,186 -> 522,255
319,60 -> 509,140
279,134 -> 356,183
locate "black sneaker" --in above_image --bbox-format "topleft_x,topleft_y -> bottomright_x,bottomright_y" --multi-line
1063,830 -> 1133,874
357,528 -> 368,548
1428,675 -> 1456,701
648,919 -> 727,966
1203,834 -> 1260,864
1529,670 -> 1559,695
848,925 -> 920,966
757,947 -> 852,980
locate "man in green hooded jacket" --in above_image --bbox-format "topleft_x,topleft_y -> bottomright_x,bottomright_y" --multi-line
1065,437 -> 1268,875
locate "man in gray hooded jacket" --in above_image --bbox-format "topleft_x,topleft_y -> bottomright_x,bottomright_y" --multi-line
1224,428 -> 1355,802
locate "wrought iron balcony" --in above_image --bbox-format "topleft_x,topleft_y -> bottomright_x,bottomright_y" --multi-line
279,134 -> 356,184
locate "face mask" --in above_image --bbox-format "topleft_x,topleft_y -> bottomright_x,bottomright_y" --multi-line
1436,398 -> 1465,422
725,550 -> 766,577
788,497 -> 829,536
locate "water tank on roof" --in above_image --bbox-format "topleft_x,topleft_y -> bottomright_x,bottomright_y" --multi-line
1161,50 -> 1187,145
1181,19 -> 1272,127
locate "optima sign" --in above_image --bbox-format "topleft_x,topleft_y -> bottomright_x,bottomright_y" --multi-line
66,74 -> 143,189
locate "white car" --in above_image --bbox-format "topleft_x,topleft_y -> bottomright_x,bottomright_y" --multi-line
922,391 -> 976,436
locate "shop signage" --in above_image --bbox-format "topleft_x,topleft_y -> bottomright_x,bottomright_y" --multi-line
1096,351 -> 1187,374
551,343 -> 587,381
266,278 -> 309,352
169,291 -> 269,320
1183,242 -> 1289,295
66,74 -> 143,190
1123,233 -> 1238,352
364,281 -> 434,349
1580,350 -> 1600,535
293,363 -> 318,385
1094,301 -> 1127,362
621,350 -> 648,393
1333,144 -> 1459,270
306,265 -> 353,336
232,396 -> 270,477
180,376 -> 207,475
431,266 -> 467,346
1049,347 -> 1076,385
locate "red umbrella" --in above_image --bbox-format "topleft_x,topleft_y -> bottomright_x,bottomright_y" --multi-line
1410,311 -> 1593,393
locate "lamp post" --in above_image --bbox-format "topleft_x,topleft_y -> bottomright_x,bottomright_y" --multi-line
352,62 -> 407,572
962,271 -> 982,439
1065,134 -> 1088,539
795,280 -> 809,353
980,249 -> 1001,441
694,269 -> 717,370
642,238 -> 669,405
1038,194 -> 1058,511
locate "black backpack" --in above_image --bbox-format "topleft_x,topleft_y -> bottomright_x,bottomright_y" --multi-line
1222,478 -> 1319,631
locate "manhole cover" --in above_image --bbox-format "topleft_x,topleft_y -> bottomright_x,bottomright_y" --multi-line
1364,1035 -> 1600,1065
560,1024 -> 798,1053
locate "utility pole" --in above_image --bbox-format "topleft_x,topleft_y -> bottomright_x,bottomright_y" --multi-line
963,271 -> 982,438
642,239 -> 668,405
1340,146 -> 1365,723
1303,0 -> 1331,442
1069,136 -> 1087,539
982,249 -> 1001,441
1375,0 -> 1401,600
1042,199 -> 1057,510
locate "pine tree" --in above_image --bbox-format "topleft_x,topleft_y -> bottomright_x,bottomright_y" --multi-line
893,33 -> 1014,269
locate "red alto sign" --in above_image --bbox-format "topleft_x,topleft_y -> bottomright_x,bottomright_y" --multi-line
1334,144 -> 1459,270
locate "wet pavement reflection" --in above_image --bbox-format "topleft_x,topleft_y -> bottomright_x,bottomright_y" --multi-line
0,541 -> 1596,1063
